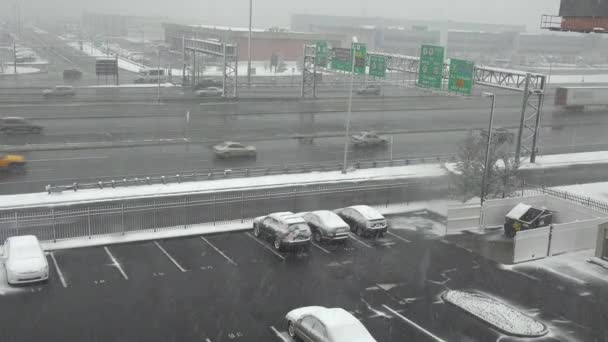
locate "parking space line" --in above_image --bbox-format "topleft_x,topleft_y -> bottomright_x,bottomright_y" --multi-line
348,233 -> 373,249
154,241 -> 187,272
200,236 -> 238,266
245,233 -> 286,261
382,305 -> 447,342
270,326 -> 291,342
104,246 -> 129,280
311,241 -> 330,254
387,231 -> 412,243
49,252 -> 68,288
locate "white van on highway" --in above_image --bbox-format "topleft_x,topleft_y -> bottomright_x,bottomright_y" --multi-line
3,235 -> 49,285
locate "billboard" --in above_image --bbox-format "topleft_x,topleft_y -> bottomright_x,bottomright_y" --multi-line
559,0 -> 608,17
95,58 -> 118,76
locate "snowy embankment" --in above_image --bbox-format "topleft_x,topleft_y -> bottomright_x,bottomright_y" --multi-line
0,66 -> 42,75
442,290 -> 548,337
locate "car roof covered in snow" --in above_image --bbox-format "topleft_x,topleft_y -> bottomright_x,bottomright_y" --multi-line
348,205 -> 384,220
310,210 -> 348,227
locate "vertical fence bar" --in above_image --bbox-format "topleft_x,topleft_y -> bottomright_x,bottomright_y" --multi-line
87,207 -> 92,239
184,197 -> 188,229
153,200 -> 157,232
51,209 -> 56,242
14,211 -> 18,237
292,186 -> 298,212
121,203 -> 125,235
240,192 -> 245,223
213,194 -> 216,226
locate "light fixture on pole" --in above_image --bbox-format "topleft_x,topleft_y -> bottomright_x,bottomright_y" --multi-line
480,92 -> 496,206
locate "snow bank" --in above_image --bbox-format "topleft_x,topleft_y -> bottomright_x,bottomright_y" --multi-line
554,182 -> 608,203
66,41 -> 144,73
87,83 -> 176,88
0,163 -> 447,209
442,290 -> 548,337
550,74 -> 608,84
388,215 -> 446,236
520,151 -> 608,169
0,66 -> 42,75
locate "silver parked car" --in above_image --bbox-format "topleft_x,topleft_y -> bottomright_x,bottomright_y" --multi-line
0,117 -> 43,135
42,85 -> 76,98
213,141 -> 256,158
350,132 -> 388,147
356,84 -> 381,95
253,212 -> 311,251
335,205 -> 388,238
300,210 -> 350,243
286,306 -> 377,342
196,86 -> 223,97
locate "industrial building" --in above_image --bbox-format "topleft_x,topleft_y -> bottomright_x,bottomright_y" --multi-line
82,12 -> 167,40
162,23 -> 347,61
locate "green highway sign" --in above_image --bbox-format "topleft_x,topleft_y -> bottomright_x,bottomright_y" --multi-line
417,45 -> 445,90
315,41 -> 328,67
448,58 -> 474,95
369,55 -> 386,78
331,47 -> 351,72
352,43 -> 366,75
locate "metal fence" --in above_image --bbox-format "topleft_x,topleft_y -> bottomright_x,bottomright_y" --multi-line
3,180 -> 440,243
520,182 -> 608,214
45,155 -> 455,193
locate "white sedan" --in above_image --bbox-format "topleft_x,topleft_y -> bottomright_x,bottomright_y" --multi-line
213,141 -> 256,158
196,86 -> 223,97
42,85 -> 76,98
286,306 -> 377,342
3,235 -> 49,285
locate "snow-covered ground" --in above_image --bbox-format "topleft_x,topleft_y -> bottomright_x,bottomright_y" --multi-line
553,182 -> 608,203
388,215 -> 446,237
550,74 -> 608,84
0,66 -> 42,75
442,290 -> 548,337
0,163 -> 446,209
66,41 -> 145,73
521,151 -> 608,169
87,83 -> 177,88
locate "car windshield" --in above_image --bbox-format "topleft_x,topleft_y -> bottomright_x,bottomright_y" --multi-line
2,1 -> 606,342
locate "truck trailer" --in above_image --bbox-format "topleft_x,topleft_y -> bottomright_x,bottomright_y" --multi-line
555,86 -> 608,111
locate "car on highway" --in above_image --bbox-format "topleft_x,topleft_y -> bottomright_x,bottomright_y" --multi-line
356,84 -> 381,96
196,86 -> 223,97
350,132 -> 388,147
335,205 -> 388,238
300,210 -> 350,243
0,154 -> 26,174
3,235 -> 49,285
0,117 -> 43,135
286,306 -> 377,342
253,212 -> 311,251
213,141 -> 256,158
42,85 -> 76,98
193,79 -> 223,90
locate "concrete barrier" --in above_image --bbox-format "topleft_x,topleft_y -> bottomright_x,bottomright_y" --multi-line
447,204 -> 481,234
549,218 -> 606,256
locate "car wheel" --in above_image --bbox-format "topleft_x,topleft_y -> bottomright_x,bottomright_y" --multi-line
274,237 -> 282,251
313,231 -> 322,243
253,224 -> 261,237
288,321 -> 297,338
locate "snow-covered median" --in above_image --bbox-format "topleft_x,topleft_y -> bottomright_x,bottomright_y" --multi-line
0,66 -> 42,75
0,163 -> 447,209
442,290 -> 548,337
520,151 -> 608,169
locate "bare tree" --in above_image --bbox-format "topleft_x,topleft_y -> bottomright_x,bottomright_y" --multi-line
450,129 -> 519,202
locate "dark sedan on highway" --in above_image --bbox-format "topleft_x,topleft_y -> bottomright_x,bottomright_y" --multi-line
335,205 -> 388,238
253,212 -> 311,251
0,117 -> 43,135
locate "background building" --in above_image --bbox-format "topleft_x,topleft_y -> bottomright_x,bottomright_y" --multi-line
82,12 -> 167,41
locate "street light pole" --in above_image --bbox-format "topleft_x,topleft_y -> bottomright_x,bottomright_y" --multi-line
342,42 -> 356,174
247,0 -> 252,86
480,92 -> 496,206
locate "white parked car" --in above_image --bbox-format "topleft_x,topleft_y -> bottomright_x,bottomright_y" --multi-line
196,86 -> 223,97
286,306 -> 377,342
3,235 -> 49,285
350,132 -> 388,147
300,210 -> 350,243
42,85 -> 76,98
335,205 -> 388,238
213,141 -> 256,158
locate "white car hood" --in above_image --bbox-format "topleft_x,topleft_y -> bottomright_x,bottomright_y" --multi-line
7,257 -> 46,273
286,306 -> 325,321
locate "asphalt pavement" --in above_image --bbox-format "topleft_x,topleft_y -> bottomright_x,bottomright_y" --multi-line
0,210 -> 601,342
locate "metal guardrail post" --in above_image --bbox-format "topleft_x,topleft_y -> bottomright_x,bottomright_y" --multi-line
240,192 -> 245,223
183,197 -> 188,229
212,194 -> 216,226
153,200 -> 157,232
292,186 -> 298,212
87,207 -> 91,239
121,203 -> 125,235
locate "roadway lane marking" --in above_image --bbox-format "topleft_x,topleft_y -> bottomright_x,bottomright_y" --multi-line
269,326 -> 292,342
28,156 -> 108,162
311,241 -> 330,254
348,233 -> 373,249
387,231 -> 411,243
382,305 -> 447,342
154,241 -> 187,272
200,236 -> 238,266
49,252 -> 68,288
104,246 -> 129,280
245,232 -> 286,261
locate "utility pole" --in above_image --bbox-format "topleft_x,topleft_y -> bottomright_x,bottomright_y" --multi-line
157,50 -> 161,103
480,92 -> 496,206
342,42 -> 356,174
13,39 -> 17,74
247,0 -> 252,86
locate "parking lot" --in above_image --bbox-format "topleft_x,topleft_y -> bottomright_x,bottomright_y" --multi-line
0,211 -> 602,342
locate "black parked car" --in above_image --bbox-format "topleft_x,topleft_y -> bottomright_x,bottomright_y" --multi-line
335,205 -> 388,238
0,117 -> 43,135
